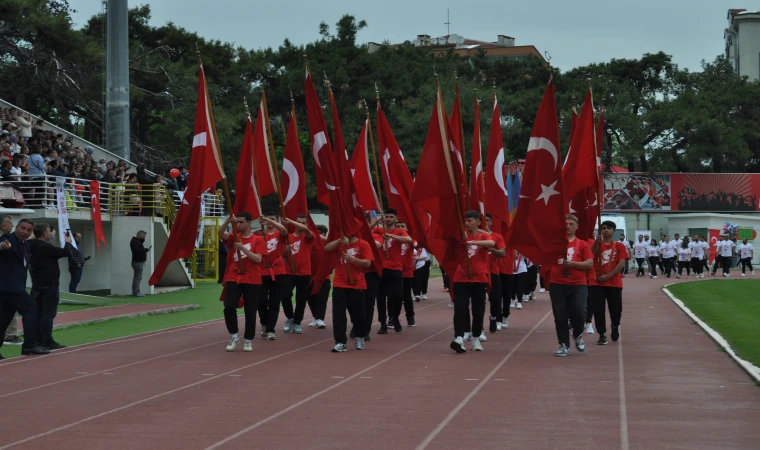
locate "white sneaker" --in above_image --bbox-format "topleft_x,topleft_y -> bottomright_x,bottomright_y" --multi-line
414,295 -> 420,302
316,319 -> 327,329
585,323 -> 594,335
283,318 -> 294,333
243,340 -> 253,352
225,337 -> 240,352
742,273 -> 746,277
450,336 -> 466,353
464,332 -> 471,341
496,322 -> 503,331
523,295 -> 529,302
422,294 -> 427,300
530,291 -> 536,300
723,273 -> 728,278
753,270 -> 756,276
265,332 -> 276,340
260,329 -> 266,337
448,301 -> 454,308
354,337 -> 365,350
470,336 -> 483,351
653,276 -> 658,279
308,319 -> 317,327
539,288 -> 546,293
517,302 -> 523,310
510,300 -> 516,309
502,318 -> 509,328
331,343 -> 347,353
478,333 -> 487,342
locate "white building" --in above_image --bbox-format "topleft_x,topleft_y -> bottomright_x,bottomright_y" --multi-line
725,9 -> 760,81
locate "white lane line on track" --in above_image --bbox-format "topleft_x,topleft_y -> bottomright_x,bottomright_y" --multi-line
415,308 -> 552,450
619,339 -> 630,450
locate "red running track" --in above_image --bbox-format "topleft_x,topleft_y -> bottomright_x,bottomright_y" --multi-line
0,277 -> 758,450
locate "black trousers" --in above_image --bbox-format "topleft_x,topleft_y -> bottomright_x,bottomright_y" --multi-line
539,273 -> 546,289
549,283 -> 587,347
0,292 -> 39,351
452,282 -> 487,338
722,256 -> 732,274
663,257 -> 675,277
259,274 -> 286,333
31,286 -> 59,346
648,257 -> 659,276
332,287 -> 365,344
284,275 -> 311,325
441,268 -> 450,290
691,257 -> 703,275
500,273 -> 513,318
376,269 -> 402,325
402,277 -> 415,319
588,285 -> 622,336
308,279 -> 331,321
741,258 -> 754,273
223,282 -> 260,340
363,272 -> 379,334
524,265 -> 538,296
488,273 -> 503,320
511,272 -> 526,301
413,261 -> 431,296
586,287 -> 594,324
635,258 -> 645,277
677,260 -> 691,276
711,257 -> 721,274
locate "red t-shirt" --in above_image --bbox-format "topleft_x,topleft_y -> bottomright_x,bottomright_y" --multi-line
262,230 -> 287,278
400,240 -> 416,278
453,232 -> 491,283
380,227 -> 409,271
550,237 -> 593,285
224,234 -> 267,285
332,238 -> 374,289
489,232 -> 506,274
287,233 -> 313,276
500,247 -> 514,275
589,240 -> 628,288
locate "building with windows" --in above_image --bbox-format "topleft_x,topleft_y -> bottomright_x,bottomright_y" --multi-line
725,9 -> 760,81
368,34 -> 544,62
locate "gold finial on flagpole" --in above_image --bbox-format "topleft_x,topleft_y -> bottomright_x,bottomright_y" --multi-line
544,51 -> 552,79
195,42 -> 202,65
290,91 -> 295,111
243,97 -> 250,117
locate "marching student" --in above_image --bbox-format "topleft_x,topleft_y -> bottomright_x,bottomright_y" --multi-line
700,235 -> 710,273
324,233 -> 373,352
219,213 -> 266,352
647,239 -> 660,278
396,221 -> 417,327
282,215 -> 314,335
659,236 -> 676,278
523,258 -> 538,301
710,235 -> 723,275
258,212 -> 289,340
618,234 -> 632,277
308,225 -> 330,329
374,209 -> 412,334
549,214 -> 594,357
718,234 -> 736,277
633,235 -> 647,277
510,250 -> 527,310
413,247 -> 431,301
450,211 -> 495,353
360,216 -> 382,339
689,235 -> 705,278
485,213 -> 506,333
676,237 -> 692,279
738,238 -> 754,276
589,220 -> 628,345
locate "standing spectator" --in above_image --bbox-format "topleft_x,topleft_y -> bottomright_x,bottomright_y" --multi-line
177,167 -> 189,190
0,219 -> 49,358
68,233 -> 90,293
29,224 -> 74,350
1,215 -> 23,346
15,111 -> 33,139
130,230 -> 151,297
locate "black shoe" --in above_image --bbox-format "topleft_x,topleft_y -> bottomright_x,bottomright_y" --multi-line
349,329 -> 356,339
387,318 -> 395,327
0,352 -> 5,360
21,346 -> 50,355
377,325 -> 388,335
597,334 -> 609,345
43,340 -> 67,350
489,318 -> 497,333
394,321 -> 402,333
407,317 -> 416,327
364,335 -> 371,342
611,326 -> 620,342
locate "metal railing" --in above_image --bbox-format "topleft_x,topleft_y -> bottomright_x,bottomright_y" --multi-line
2,174 -> 111,212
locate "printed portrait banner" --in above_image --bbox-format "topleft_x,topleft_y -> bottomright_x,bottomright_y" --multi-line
56,177 -> 77,249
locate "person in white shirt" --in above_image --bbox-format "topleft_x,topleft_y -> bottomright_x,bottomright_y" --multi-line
717,234 -> 735,277
647,239 -> 661,278
659,236 -> 677,277
738,239 -> 754,277
672,233 -> 683,248
689,235 -> 706,278
633,235 -> 648,277
510,251 -> 527,310
413,247 -> 431,300
676,238 -> 692,279
618,235 -> 632,277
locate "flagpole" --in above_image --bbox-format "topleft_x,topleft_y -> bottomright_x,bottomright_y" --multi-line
323,73 -> 354,286
370,90 -> 390,260
196,43 -> 244,272
455,74 -> 467,193
588,78 -> 603,276
259,84 -> 297,274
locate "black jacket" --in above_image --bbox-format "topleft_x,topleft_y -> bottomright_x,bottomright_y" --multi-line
131,237 -> 149,262
28,239 -> 73,288
0,232 -> 31,294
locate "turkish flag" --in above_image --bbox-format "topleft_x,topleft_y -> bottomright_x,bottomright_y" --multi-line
563,89 -> 597,205
504,79 -> 566,266
484,95 -> 510,237
349,119 -> 382,211
150,65 -> 226,285
447,87 -> 469,211
89,180 -> 107,251
376,105 -> 428,246
586,108 -> 605,235
469,94 -> 485,217
233,116 -> 262,219
252,101 -> 277,197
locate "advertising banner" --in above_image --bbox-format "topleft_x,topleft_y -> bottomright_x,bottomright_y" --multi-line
671,173 -> 760,212
603,173 -> 671,211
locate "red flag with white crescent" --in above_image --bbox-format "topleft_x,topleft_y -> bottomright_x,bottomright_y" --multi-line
252,101 -> 277,197
484,95 -> 510,237
89,180 -> 107,251
349,119 -> 382,211
469,94 -> 485,217
233,115 -> 262,219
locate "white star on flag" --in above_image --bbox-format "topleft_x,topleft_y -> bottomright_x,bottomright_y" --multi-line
536,180 -> 560,205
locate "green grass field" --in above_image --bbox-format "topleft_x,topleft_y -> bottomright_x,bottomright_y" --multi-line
667,279 -> 760,367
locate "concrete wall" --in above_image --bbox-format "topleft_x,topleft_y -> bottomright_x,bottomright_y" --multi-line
110,216 -> 155,296
664,213 -> 760,265
738,16 -> 760,81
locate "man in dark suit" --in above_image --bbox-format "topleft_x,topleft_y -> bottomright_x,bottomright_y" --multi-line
0,219 -> 50,359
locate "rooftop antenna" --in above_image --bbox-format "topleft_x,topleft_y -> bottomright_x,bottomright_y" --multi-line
444,9 -> 451,35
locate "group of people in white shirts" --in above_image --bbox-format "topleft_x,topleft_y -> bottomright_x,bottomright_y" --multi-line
627,233 -> 755,279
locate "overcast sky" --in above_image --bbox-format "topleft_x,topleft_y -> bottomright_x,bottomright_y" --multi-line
68,0 -> 743,72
